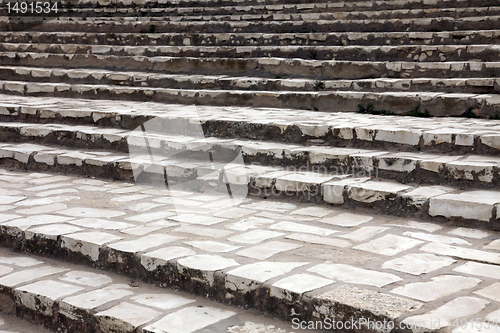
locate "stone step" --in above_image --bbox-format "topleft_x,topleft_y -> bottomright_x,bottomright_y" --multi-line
2,30 -> 500,47
5,15 -> 500,34
2,170 -> 500,333
3,42 -> 500,62
1,66 -> 498,94
2,79 -> 500,118
0,248 -> 314,333
8,5 -> 499,21
3,52 -> 499,81
1,94 -> 499,155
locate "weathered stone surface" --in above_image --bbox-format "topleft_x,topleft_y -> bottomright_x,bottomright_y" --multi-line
420,242 -> 500,265
178,254 -> 239,286
270,274 -> 334,301
454,262 -> 500,279
354,234 -> 423,256
95,302 -> 162,333
382,253 -> 456,275
307,263 -> 401,287
429,192 -> 500,222
474,283 -> 500,302
347,181 -> 411,203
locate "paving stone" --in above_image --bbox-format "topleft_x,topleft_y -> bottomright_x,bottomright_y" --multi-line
319,213 -> 372,227
0,266 -> 67,287
290,206 -> 333,218
403,231 -> 471,245
430,191 -> 500,222
0,256 -> 43,267
61,232 -> 123,261
15,196 -> 76,207
255,211 -> 316,222
485,309 -> 500,325
236,241 -> 301,260
485,239 -> 500,251
474,283 -> 500,302
60,285 -> 133,318
307,263 -> 401,287
403,297 -> 490,331
141,247 -> 197,271
314,286 -> 422,321
120,225 -> 169,236
58,207 -> 126,219
213,207 -> 254,219
269,221 -> 337,236
454,262 -> 500,279
226,217 -> 275,231
0,196 -> 26,205
285,233 -> 352,248
125,211 -> 177,222
26,224 -> 84,240
95,302 -> 162,333
228,230 -> 284,244
338,226 -> 388,242
382,253 -> 456,275
174,225 -> 233,238
354,234 -> 424,256
109,234 -> 181,254
241,201 -> 297,213
131,293 -> 195,310
143,306 -> 235,333
67,218 -> 134,230
392,275 -> 482,302
15,203 -> 67,215
449,228 -> 490,239
60,271 -> 113,287
15,280 -> 85,316
184,240 -> 241,253
177,254 -> 239,286
421,242 -> 500,265
0,265 -> 13,277
0,213 -> 20,223
2,214 -> 74,232
169,214 -> 225,226
270,273 -> 334,301
111,194 -> 152,203
226,262 -> 307,292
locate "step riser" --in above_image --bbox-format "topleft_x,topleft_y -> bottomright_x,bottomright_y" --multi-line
3,53 -> 498,80
3,31 -> 500,47
2,67 -> 498,94
3,43 -> 500,63
5,16 -> 500,34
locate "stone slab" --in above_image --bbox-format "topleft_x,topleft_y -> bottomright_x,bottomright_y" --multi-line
382,253 -> 456,275
354,234 -> 423,256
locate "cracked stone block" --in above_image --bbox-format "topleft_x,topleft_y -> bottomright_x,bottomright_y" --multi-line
314,286 -> 422,322
0,266 -> 68,287
446,160 -> 496,182
429,192 -> 500,222
143,306 -> 235,333
403,297 -> 489,332
61,232 -> 123,261
307,263 -> 401,288
177,254 -> 239,286
354,234 -> 423,256
226,262 -> 307,292
347,181 -> 411,203
270,273 -> 334,301
15,280 -> 84,316
95,302 -> 162,333
392,275 -> 482,302
454,262 -> 500,279
420,242 -> 500,265
383,253 -> 456,275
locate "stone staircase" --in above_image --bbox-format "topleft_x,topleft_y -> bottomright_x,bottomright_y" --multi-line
0,0 -> 500,332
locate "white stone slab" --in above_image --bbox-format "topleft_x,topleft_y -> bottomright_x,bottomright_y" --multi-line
111,194 -> 152,203
177,254 -> 239,286
143,306 -> 235,333
125,211 -> 177,222
15,280 -> 84,316
0,265 -> 13,277
141,247 -> 197,271
226,217 -> 275,231
270,273 -> 334,301
290,206 -> 334,217
3,214 -> 73,231
241,201 -> 297,212
402,186 -> 454,206
174,225 -> 233,238
403,297 -> 489,332
26,224 -> 83,240
68,218 -> 134,230
429,193 -> 499,222
236,241 -> 301,260
420,242 -> 500,265
0,196 -> 26,204
338,226 -> 388,242
354,234 -> 423,256
485,239 -> 500,251
269,221 -> 337,236
486,309 -> 500,325
109,234 -> 181,253
347,181 -> 411,203
382,253 -> 456,275
386,221 -> 443,233
61,232 -> 123,261
403,231 -> 471,245
0,256 -> 43,267
474,282 -> 500,302
0,266 -> 68,287
226,262 -> 307,292
392,275 -> 482,302
448,227 -> 490,239
59,207 -> 126,218
213,207 -> 254,219
184,241 -> 241,253
319,213 -> 373,227
15,196 -> 75,207
96,302 -> 161,333
131,293 -> 194,310
307,263 -> 401,287
228,230 -> 284,244
454,262 -> 500,279
16,203 -> 67,215
285,233 -> 352,248
60,271 -> 113,287
0,213 -> 21,223
169,214 -> 225,225
120,225 -> 168,236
